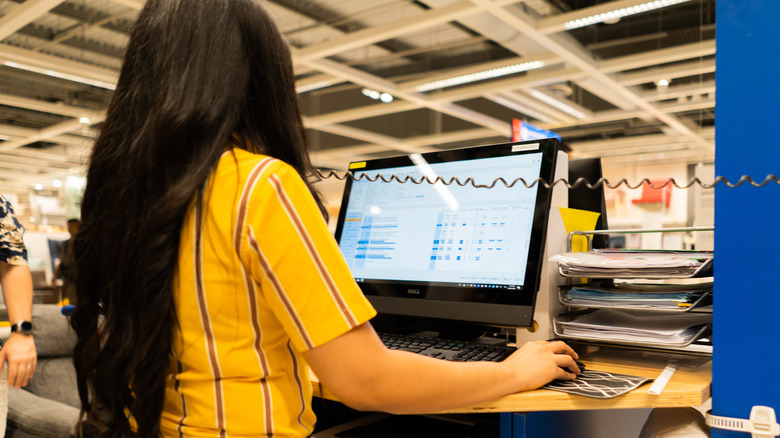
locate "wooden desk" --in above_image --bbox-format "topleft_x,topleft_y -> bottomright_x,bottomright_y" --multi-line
311,351 -> 711,414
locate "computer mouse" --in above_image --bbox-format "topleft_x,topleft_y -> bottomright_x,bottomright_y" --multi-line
561,360 -> 586,374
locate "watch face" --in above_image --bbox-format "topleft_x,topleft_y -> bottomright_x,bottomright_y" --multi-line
12,321 -> 33,334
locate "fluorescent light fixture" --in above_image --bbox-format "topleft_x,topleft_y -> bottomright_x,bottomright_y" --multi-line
416,60 -> 546,92
529,89 -> 587,120
362,88 -> 380,100
2,61 -> 116,90
564,0 -> 691,30
362,88 -> 395,103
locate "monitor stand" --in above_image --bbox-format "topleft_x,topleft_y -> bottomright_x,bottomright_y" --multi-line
371,314 -> 508,345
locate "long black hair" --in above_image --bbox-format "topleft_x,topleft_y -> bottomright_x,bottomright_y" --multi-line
71,1 -> 323,436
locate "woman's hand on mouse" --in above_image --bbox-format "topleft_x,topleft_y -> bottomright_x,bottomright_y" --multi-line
502,340 -> 581,392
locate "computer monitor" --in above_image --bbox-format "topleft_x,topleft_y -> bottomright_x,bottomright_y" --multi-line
568,157 -> 609,249
334,138 -> 560,329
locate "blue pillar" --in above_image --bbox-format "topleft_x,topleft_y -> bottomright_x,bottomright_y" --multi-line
713,1 -> 780,436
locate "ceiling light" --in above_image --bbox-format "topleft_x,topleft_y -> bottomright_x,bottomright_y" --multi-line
53,180 -> 62,188
564,0 -> 692,30
362,88 -> 395,103
2,61 -> 116,90
529,90 -> 587,120
656,79 -> 670,87
34,183 -> 44,191
415,60 -> 546,92
79,117 -> 91,124
362,88 -> 380,100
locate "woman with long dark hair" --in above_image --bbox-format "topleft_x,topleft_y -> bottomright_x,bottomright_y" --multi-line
71,1 -> 579,436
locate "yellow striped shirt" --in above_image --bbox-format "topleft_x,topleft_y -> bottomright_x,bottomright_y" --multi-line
161,149 -> 376,437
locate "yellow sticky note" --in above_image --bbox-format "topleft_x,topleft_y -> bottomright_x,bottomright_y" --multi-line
349,161 -> 367,169
558,207 -> 601,253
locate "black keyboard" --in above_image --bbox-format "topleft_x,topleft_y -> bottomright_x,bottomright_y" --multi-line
378,332 -> 516,362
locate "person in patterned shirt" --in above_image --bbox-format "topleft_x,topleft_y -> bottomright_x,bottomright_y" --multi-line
0,195 -> 38,390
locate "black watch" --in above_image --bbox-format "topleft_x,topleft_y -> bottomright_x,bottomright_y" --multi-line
10,321 -> 33,336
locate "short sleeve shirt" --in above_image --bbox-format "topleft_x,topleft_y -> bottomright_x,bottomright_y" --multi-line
0,195 -> 28,266
161,149 -> 376,438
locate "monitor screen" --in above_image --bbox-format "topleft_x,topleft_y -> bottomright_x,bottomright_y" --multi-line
334,139 -> 560,328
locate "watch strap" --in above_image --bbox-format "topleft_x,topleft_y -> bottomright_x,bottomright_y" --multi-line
10,321 -> 33,335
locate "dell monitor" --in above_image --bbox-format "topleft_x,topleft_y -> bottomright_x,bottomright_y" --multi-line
334,138 -> 561,329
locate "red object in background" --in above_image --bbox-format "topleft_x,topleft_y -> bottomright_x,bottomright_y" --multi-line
631,179 -> 672,208
512,118 -> 522,141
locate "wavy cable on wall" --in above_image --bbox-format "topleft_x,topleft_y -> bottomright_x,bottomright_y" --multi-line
313,171 -> 780,190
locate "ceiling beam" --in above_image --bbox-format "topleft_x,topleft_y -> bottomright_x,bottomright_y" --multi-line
297,55 -> 511,135
0,93 -> 104,119
616,59 -> 716,86
599,41 -> 715,74
310,127 -> 496,169
536,0 -> 693,34
109,0 -> 145,10
571,127 -> 714,153
640,80 -> 715,102
296,0 -> 516,62
296,74 -> 343,93
1,141 -> 88,162
0,118 -> 100,152
0,0 -> 717,166
0,0 -> 66,41
307,101 -> 419,126
0,44 -> 118,87
33,10 -> 136,53
466,0 -> 710,148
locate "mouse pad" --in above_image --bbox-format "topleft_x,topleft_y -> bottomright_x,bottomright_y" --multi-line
542,370 -> 653,399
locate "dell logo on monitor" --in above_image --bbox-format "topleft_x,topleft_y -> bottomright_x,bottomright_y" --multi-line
407,289 -> 421,295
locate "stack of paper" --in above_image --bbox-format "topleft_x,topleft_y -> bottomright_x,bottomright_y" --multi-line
561,283 -> 712,311
550,250 -> 713,278
557,309 -> 711,346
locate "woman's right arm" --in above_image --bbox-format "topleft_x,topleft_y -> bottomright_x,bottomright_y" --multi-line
304,322 -> 579,414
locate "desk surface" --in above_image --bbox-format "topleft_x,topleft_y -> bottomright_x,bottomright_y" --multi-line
311,349 -> 711,414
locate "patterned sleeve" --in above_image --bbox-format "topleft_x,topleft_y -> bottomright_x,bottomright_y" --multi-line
0,195 -> 28,265
241,161 -> 376,353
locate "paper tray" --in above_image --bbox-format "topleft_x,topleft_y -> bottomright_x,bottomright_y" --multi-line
557,257 -> 713,279
558,285 -> 712,312
552,313 -> 711,349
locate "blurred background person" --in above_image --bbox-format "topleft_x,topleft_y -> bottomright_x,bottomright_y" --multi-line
54,218 -> 80,305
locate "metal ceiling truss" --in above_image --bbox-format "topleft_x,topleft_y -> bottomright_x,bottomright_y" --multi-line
0,0 -> 716,193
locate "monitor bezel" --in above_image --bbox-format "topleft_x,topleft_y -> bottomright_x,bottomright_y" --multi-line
333,138 -> 560,328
